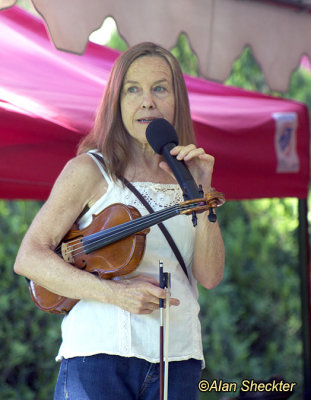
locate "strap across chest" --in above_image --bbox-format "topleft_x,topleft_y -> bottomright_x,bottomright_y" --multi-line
91,152 -> 189,280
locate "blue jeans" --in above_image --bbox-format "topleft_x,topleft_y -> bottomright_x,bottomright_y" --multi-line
54,354 -> 202,400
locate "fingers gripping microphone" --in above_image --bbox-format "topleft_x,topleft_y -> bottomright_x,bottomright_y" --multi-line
145,118 -> 203,201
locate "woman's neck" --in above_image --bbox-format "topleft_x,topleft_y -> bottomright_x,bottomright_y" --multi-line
124,142 -> 174,183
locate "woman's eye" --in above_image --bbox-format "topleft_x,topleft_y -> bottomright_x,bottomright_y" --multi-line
128,86 -> 138,93
153,86 -> 166,93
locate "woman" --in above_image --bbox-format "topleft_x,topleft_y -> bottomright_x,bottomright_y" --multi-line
14,42 -> 225,400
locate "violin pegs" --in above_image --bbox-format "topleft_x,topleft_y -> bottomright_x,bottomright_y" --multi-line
208,207 -> 217,223
192,211 -> 197,227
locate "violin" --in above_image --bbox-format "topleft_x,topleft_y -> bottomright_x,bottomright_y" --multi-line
29,191 -> 225,314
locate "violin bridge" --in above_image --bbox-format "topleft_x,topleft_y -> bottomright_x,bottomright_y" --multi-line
61,242 -> 74,263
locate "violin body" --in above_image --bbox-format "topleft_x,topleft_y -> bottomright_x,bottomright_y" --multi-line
29,203 -> 149,314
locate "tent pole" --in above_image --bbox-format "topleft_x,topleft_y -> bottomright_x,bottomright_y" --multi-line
298,198 -> 311,399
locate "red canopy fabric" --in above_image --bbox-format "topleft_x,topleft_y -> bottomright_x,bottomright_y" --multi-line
0,6 -> 309,201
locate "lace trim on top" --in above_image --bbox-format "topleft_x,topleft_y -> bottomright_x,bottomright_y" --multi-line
87,150 -> 183,212
127,182 -> 184,211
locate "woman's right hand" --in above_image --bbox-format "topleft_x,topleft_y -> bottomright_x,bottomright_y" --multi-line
106,274 -> 180,314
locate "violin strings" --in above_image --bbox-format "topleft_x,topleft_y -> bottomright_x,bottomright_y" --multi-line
55,207 -> 175,257
54,237 -> 82,254
57,202 -> 201,259
59,202 -> 200,258
66,205 -> 181,257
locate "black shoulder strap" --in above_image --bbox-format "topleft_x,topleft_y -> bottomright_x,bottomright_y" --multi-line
90,152 -> 189,280
122,177 -> 189,280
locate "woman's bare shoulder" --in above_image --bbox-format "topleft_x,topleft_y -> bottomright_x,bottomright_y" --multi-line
46,153 -> 107,211
22,153 -> 108,249
60,153 -> 104,178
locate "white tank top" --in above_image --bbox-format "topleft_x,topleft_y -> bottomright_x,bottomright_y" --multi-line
56,151 -> 204,364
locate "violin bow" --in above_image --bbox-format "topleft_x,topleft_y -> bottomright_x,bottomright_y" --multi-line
159,261 -> 171,400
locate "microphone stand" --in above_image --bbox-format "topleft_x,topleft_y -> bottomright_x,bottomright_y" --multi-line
159,261 -> 171,400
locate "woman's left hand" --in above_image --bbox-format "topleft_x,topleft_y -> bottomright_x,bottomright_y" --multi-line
159,144 -> 214,193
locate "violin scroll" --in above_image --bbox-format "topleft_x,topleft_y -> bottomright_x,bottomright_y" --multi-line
180,189 -> 225,217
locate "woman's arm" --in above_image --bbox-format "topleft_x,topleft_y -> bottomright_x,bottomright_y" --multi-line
14,154 -> 178,313
160,144 -> 225,288
192,214 -> 225,288
14,154 -> 111,300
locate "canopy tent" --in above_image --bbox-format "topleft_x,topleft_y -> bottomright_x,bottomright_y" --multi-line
1,0 -> 311,93
0,6 -> 309,201
0,5 -> 310,398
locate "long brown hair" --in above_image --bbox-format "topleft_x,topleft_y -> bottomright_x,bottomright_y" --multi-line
78,42 -> 196,181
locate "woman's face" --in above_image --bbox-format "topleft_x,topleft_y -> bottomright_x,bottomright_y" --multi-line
120,55 -> 175,145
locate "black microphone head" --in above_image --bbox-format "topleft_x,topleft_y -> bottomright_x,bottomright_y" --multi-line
145,118 -> 178,154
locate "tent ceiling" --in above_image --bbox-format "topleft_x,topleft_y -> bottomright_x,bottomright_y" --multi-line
1,0 -> 311,92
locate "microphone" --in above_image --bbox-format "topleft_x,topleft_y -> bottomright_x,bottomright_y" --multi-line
145,118 -> 203,201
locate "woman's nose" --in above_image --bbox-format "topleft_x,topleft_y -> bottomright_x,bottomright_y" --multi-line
141,92 -> 155,109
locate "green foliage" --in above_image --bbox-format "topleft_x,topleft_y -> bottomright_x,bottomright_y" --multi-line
286,67 -> 311,111
225,45 -> 311,114
171,33 -> 199,76
1,198 -> 303,399
0,201 -> 61,399
16,0 -> 38,15
198,199 -> 302,399
225,46 -> 273,94
105,26 -> 128,52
